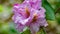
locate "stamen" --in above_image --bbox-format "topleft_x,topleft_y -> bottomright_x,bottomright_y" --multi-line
25,8 -> 30,18
31,13 -> 37,23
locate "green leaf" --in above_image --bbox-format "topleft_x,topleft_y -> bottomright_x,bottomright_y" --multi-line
56,13 -> 60,24
37,27 -> 46,34
9,22 -> 19,34
21,29 -> 31,34
42,0 -> 55,20
0,5 -> 3,13
55,0 -> 60,8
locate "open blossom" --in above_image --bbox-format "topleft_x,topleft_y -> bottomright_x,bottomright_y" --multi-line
12,0 -> 48,34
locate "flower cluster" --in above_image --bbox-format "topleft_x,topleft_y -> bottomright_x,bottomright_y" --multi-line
12,0 -> 48,34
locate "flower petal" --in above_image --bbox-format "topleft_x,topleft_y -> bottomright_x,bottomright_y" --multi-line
15,23 -> 26,32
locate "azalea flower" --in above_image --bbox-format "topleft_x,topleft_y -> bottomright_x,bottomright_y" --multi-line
12,0 -> 48,34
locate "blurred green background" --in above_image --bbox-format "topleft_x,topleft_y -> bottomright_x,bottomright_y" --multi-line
0,0 -> 60,34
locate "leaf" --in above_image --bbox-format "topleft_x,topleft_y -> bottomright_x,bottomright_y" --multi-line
42,0 -> 55,20
55,0 -> 60,8
9,22 -> 19,34
21,29 -> 31,34
37,27 -> 47,34
56,13 -> 60,24
0,5 -> 3,13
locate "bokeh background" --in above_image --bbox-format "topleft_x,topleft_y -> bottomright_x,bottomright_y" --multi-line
0,0 -> 60,34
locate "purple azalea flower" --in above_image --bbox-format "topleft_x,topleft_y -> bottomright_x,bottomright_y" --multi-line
12,0 -> 48,34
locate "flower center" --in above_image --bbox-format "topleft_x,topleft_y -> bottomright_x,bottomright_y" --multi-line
25,8 -> 30,18
31,13 -> 37,23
